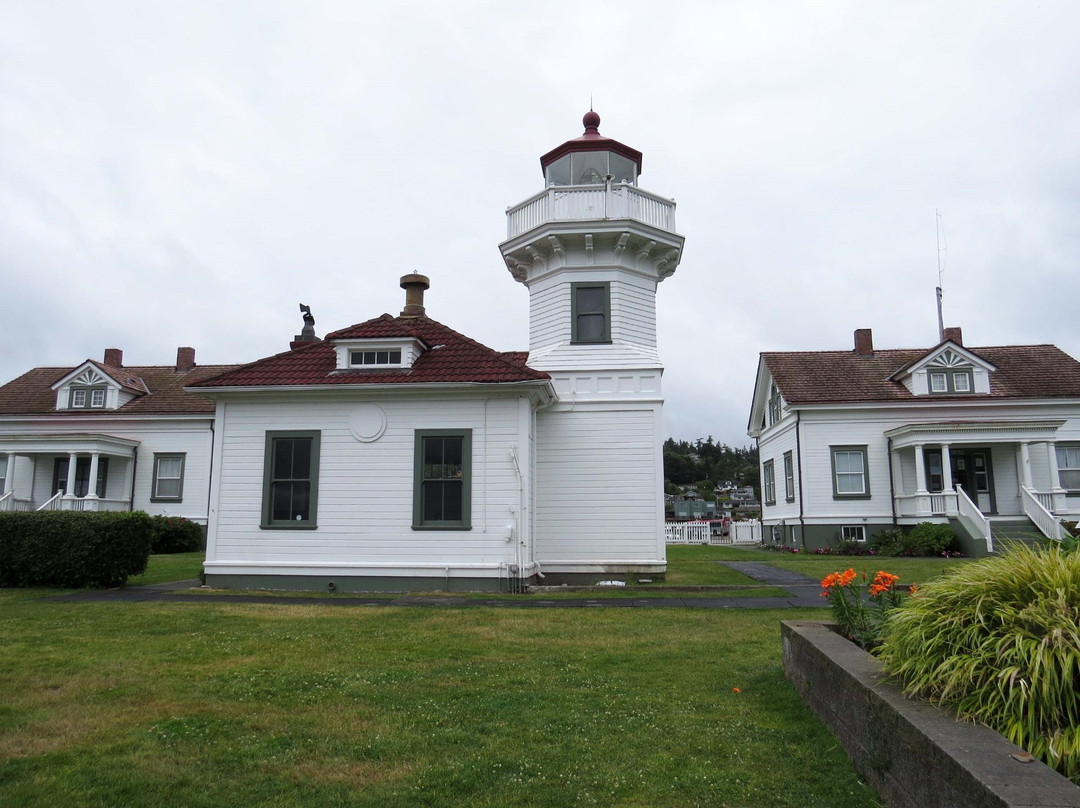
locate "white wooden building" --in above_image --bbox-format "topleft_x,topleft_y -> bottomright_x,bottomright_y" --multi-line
191,111 -> 684,591
748,327 -> 1080,554
0,348 -> 238,527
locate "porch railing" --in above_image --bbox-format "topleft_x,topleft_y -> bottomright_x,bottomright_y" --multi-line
894,491 -> 956,518
956,486 -> 994,554
1020,486 -> 1066,542
37,491 -> 64,511
0,491 -> 32,512
34,493 -> 131,513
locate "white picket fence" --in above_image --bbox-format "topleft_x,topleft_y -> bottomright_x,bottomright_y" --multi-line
665,520 -> 761,546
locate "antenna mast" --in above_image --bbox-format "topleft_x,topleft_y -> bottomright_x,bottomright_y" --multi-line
935,210 -> 946,341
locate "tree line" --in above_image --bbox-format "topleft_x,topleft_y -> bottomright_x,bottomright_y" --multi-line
663,437 -> 759,497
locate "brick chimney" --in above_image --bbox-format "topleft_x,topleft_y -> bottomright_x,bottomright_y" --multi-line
942,326 -> 963,346
176,346 -> 196,372
103,348 -> 123,367
400,273 -> 430,318
853,328 -> 874,356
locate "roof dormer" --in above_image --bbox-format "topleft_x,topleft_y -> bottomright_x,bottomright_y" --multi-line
331,337 -> 426,371
51,351 -> 148,411
889,340 -> 996,397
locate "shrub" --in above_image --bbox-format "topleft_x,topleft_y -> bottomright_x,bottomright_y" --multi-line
873,523 -> 957,556
878,543 -> 1080,782
0,511 -> 153,588
150,515 -> 204,553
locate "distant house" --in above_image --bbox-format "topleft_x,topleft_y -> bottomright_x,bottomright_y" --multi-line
0,348 -> 238,527
748,327 -> 1080,554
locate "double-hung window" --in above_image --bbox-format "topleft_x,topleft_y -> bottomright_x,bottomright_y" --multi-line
762,460 -> 776,505
413,430 -> 472,529
1058,445 -> 1080,491
831,446 -> 870,498
151,454 -> 185,501
571,282 -> 611,344
783,451 -> 795,502
262,431 -> 320,528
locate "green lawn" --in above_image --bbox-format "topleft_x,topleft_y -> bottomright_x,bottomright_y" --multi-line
0,589 -> 879,808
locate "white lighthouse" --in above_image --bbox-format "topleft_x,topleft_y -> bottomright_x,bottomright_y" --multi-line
500,110 -> 685,582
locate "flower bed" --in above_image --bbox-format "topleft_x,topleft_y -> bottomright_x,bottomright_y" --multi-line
782,620 -> 1080,808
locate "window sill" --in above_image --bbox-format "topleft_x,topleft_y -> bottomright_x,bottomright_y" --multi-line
150,497 -> 183,503
260,523 -> 318,530
832,494 -> 872,500
411,524 -> 473,531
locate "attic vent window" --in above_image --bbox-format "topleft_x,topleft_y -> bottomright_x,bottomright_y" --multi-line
350,349 -> 402,367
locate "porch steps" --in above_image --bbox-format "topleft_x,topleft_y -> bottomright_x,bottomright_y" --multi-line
990,519 -> 1045,548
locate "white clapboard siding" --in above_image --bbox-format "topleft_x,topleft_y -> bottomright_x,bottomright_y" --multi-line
533,404 -> 663,565
210,396 -> 528,569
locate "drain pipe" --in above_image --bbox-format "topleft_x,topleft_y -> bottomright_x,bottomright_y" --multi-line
887,436 -> 898,526
795,411 -> 806,549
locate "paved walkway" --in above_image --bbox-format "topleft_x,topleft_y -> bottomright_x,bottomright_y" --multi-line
48,563 -> 826,610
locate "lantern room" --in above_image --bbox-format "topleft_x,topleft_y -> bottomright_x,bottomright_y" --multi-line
539,110 -> 643,186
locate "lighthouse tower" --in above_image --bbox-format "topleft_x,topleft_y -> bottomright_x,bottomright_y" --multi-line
499,111 -> 684,582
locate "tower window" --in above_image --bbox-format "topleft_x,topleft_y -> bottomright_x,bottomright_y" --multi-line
571,282 -> 611,344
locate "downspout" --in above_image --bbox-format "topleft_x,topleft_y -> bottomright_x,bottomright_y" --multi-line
887,436 -> 897,526
795,411 -> 806,549
129,447 -> 138,511
206,419 -> 215,520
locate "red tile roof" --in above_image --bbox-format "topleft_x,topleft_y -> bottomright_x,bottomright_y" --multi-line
0,363 -> 242,416
191,314 -> 550,389
764,344 -> 1080,405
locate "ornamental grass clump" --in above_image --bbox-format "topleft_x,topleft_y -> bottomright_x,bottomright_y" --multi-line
820,567 -> 911,649
877,543 -> 1080,782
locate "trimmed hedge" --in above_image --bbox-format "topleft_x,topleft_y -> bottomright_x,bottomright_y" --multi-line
0,511 -> 153,588
150,515 -> 204,554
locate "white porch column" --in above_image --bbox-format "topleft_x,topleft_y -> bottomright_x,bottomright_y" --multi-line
64,452 -> 78,499
914,443 -> 930,516
1019,442 -> 1033,489
940,443 -> 956,516
85,452 -> 100,509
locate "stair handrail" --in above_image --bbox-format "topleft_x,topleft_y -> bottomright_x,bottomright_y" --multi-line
36,491 -> 63,511
1020,485 -> 1065,542
955,485 -> 994,554
0,491 -> 11,511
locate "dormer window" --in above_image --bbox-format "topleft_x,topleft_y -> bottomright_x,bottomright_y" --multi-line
350,349 -> 403,367
69,386 -> 107,408
332,338 -> 424,371
928,352 -> 974,395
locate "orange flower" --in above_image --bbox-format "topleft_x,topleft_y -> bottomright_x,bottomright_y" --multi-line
869,570 -> 901,595
909,583 -> 919,595
732,687 -> 742,693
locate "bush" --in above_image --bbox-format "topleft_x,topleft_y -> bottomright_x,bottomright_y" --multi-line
0,511 -> 153,588
878,543 -> 1080,782
150,515 -> 204,553
873,523 -> 958,556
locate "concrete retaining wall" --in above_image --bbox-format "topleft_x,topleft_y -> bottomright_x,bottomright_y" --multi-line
781,620 -> 1080,808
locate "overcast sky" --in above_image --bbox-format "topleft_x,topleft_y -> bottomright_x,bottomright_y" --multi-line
3,1 -> 1078,447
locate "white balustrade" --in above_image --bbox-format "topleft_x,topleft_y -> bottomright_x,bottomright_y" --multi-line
37,491 -> 64,511
730,520 -> 762,544
506,183 -> 677,239
1020,486 -> 1065,542
956,486 -> 994,554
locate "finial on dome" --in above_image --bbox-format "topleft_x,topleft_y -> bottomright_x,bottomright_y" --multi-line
582,109 -> 601,133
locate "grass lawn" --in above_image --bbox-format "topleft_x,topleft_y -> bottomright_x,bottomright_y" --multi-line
0,589 -> 880,808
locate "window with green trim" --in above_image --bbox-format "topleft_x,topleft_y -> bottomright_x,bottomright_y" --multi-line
262,431 -> 319,528
929,369 -> 973,394
571,282 -> 611,343
783,451 -> 795,502
831,446 -> 870,498
151,453 -> 185,502
762,459 -> 776,505
413,430 -> 472,529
